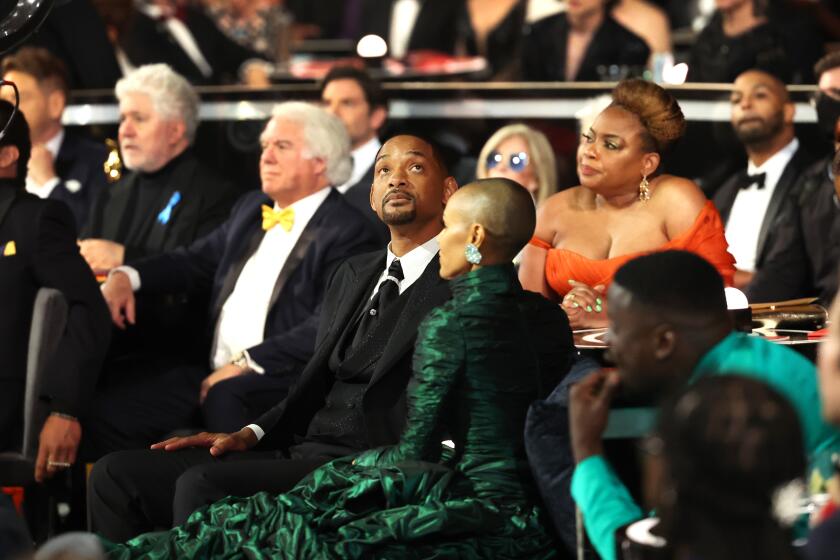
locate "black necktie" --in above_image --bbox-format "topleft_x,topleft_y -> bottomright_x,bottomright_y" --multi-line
740,171 -> 766,190
351,259 -> 404,348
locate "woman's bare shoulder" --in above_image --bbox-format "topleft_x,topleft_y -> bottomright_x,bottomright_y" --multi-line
652,175 -> 711,234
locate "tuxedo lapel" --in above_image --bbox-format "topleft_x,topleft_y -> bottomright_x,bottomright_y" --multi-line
713,174 -> 740,226
755,149 -> 807,263
100,174 -> 138,241
369,253 -> 446,387
212,224 -> 265,321
327,251 -> 384,344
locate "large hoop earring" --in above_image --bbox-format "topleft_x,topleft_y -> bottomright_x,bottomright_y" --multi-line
639,175 -> 650,202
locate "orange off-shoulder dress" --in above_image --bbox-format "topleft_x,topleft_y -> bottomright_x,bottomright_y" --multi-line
529,201 -> 736,297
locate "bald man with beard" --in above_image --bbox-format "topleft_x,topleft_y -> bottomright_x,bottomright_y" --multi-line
713,68 -> 814,289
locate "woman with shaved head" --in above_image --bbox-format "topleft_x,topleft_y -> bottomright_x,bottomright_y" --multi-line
104,178 -> 576,558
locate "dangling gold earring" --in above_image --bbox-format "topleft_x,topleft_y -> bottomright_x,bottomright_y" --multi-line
639,175 -> 650,202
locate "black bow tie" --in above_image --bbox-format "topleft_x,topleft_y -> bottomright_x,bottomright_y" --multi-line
740,171 -> 766,190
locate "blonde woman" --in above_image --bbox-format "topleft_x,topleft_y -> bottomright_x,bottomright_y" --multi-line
477,124 -> 558,207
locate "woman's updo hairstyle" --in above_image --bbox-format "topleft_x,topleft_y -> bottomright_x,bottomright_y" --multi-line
610,79 -> 686,154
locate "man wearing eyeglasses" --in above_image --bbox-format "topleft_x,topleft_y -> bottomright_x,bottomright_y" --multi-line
745,54 -> 840,306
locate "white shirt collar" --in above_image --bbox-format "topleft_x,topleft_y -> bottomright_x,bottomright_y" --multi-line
377,235 -> 439,295
336,136 -> 381,194
272,186 -> 332,232
747,137 -> 798,178
44,128 -> 64,159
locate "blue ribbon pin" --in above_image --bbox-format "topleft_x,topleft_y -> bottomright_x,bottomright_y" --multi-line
157,191 -> 182,225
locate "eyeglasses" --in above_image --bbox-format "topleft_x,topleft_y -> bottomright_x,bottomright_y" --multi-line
486,150 -> 529,172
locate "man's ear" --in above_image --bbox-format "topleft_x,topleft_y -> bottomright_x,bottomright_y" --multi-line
311,156 -> 327,179
46,89 -> 66,122
369,106 -> 387,133
652,324 -> 676,361
783,101 -> 795,125
441,176 -> 458,205
0,145 -> 20,169
168,119 -> 187,146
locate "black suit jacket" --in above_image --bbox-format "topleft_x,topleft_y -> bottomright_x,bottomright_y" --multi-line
359,0 -> 465,55
121,7 -> 262,85
81,151 -> 238,262
0,186 -> 110,450
746,157 -> 840,305
255,250 -> 450,452
47,130 -> 108,233
521,13 -> 649,81
342,163 -> 389,246
712,145 -> 814,270
130,189 -> 381,376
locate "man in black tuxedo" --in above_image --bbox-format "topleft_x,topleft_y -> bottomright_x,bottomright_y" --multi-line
359,0 -> 465,58
83,102 -> 380,460
122,0 -> 267,86
0,99 -> 111,481
1,47 -> 108,232
713,69 -> 813,289
320,66 -> 389,243
80,64 -> 238,273
88,134 -> 458,542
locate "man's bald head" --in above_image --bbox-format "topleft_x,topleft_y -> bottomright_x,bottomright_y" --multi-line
450,178 -> 536,261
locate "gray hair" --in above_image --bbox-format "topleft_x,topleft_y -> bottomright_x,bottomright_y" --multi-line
270,102 -> 352,186
115,64 -> 200,143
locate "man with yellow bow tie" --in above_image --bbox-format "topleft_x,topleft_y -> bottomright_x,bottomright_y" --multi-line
87,102 -> 381,459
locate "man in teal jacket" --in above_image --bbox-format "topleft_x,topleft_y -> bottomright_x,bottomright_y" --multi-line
569,250 -> 840,560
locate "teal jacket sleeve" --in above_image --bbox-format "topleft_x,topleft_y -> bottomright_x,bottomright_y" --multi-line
571,455 -> 645,560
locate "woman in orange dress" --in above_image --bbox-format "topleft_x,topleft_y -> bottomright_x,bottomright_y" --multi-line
519,79 -> 735,329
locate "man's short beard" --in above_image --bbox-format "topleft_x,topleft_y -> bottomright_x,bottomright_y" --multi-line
382,206 -> 416,225
735,113 -> 785,146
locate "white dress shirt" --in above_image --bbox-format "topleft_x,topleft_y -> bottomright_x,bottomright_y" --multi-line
336,137 -> 381,194
389,0 -> 421,59
725,138 -> 799,272
25,129 -> 64,198
246,235 -> 440,441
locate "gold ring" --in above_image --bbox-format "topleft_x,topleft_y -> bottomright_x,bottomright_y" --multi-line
47,460 -> 71,468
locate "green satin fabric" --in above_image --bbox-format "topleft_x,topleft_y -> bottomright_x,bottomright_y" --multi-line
104,264 -> 565,559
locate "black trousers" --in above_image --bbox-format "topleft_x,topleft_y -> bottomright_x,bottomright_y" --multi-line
87,448 -> 330,543
81,361 -> 207,461
202,372 -> 293,433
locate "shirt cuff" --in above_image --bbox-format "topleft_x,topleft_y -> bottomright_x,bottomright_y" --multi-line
109,265 -> 141,291
243,349 -> 265,374
245,424 -> 265,441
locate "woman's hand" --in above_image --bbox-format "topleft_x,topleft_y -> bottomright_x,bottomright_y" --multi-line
562,280 -> 608,329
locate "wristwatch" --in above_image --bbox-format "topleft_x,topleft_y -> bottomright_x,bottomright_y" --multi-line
230,351 -> 249,369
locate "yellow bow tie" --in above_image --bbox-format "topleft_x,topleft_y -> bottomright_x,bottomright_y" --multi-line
261,205 -> 294,232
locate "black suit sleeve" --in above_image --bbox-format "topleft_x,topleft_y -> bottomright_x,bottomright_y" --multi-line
32,201 -> 111,417
744,200 -> 811,303
246,217 -> 381,375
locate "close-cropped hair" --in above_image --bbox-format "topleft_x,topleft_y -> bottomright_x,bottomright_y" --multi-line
1,47 -> 69,98
270,102 -> 353,186
815,51 -> 840,79
477,123 -> 558,206
115,64 -> 200,143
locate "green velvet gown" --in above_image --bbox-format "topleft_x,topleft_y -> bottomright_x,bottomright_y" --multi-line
104,264 -> 573,559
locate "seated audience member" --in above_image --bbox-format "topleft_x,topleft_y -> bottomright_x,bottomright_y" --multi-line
80,64 -> 238,273
808,289 -> 840,560
87,134 -> 457,542
746,55 -> 840,305
1,47 -> 108,232
319,66 -> 389,243
22,0 -> 122,90
688,0 -> 822,84
200,0 -> 285,58
0,100 -> 111,478
521,0 -> 649,82
84,102 -> 380,459
519,79 -> 735,329
358,0 -> 465,59
122,0 -> 268,86
611,0 -> 671,66
712,69 -> 813,289
556,250 -> 839,560
99,178 -> 575,558
477,123 -> 558,207
460,0 -> 527,80
89,0 -> 135,78
600,376 -> 805,560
